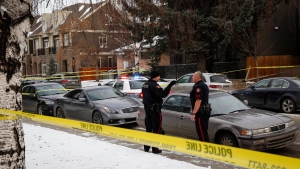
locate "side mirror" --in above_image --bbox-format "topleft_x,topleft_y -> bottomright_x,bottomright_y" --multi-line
249,85 -> 254,90
78,98 -> 86,102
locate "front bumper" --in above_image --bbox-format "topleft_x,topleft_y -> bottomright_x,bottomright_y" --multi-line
237,126 -> 299,151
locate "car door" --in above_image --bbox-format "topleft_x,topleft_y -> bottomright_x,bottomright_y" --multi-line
177,96 -> 198,139
64,89 -> 85,120
27,86 -> 38,112
243,79 -> 271,107
173,74 -> 193,92
22,86 -> 31,112
266,79 -> 288,108
161,96 -> 182,136
71,91 -> 91,121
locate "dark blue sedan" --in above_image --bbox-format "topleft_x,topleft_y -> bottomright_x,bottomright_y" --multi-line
231,77 -> 300,113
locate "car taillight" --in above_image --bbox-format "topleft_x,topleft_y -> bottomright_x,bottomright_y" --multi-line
169,90 -> 172,94
139,92 -> 143,98
209,85 -> 218,88
61,79 -> 68,83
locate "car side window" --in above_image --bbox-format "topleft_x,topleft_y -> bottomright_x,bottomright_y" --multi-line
22,86 -> 30,93
177,75 -> 191,83
67,90 -> 82,99
181,97 -> 191,114
270,79 -> 284,88
114,81 -> 124,90
162,96 -> 182,111
29,87 -> 36,94
254,79 -> 271,88
282,81 -> 289,88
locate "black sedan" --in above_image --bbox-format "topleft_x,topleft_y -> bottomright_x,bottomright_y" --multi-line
22,83 -> 68,115
53,86 -> 141,125
231,77 -> 300,113
137,90 -> 298,151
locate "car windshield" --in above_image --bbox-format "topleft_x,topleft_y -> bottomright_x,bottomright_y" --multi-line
210,93 -> 250,116
129,80 -> 147,89
210,75 -> 227,83
86,87 -> 125,101
36,84 -> 67,96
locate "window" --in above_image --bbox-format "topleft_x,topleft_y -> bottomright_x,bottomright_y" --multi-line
177,75 -> 192,83
123,61 -> 128,69
43,39 -> 49,48
162,96 -> 182,111
34,39 -> 39,50
54,39 -> 60,47
113,81 -> 124,91
129,80 -> 147,90
270,79 -> 284,88
66,89 -> 83,99
108,57 -> 113,67
42,62 -> 47,76
63,33 -> 69,46
99,36 -> 107,48
181,97 -> 191,114
141,52 -> 151,60
254,79 -> 271,88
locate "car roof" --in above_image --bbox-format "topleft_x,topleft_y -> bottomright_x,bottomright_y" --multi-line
81,85 -> 113,90
25,82 -> 59,87
172,89 -> 226,96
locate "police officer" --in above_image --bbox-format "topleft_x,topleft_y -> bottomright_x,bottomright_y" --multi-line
189,71 -> 210,142
142,70 -> 176,154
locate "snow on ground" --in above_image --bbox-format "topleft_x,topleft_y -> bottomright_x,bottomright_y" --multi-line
24,123 -> 209,169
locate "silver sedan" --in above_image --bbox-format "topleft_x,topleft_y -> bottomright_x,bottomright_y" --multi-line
54,86 -> 141,125
136,90 -> 299,151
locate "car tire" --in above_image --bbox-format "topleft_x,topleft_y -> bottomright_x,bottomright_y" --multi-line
37,104 -> 44,115
56,107 -> 65,118
281,98 -> 296,113
92,111 -> 103,124
218,132 -> 239,147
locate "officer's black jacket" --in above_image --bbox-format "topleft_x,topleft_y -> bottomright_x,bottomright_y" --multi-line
142,79 -> 171,105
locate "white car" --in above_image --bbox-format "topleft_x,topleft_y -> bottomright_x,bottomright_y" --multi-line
111,76 -> 171,100
172,73 -> 233,92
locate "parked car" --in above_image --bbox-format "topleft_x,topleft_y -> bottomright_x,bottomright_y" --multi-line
136,90 -> 298,151
112,79 -> 148,100
231,77 -> 300,113
53,86 -> 140,125
21,77 -> 46,88
172,73 -> 232,92
46,73 -> 81,89
22,83 -> 68,115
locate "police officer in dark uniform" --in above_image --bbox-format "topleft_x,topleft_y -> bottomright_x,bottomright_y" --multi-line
189,71 -> 211,142
142,70 -> 176,154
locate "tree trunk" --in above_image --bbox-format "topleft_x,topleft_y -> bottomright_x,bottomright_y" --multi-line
196,53 -> 207,73
0,0 -> 33,168
0,116 -> 25,168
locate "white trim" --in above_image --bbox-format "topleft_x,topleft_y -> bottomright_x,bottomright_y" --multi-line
81,1 -> 108,21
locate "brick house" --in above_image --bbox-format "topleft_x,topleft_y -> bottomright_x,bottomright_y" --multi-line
23,1 -> 131,77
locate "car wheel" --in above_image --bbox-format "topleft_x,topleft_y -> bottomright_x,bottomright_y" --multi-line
281,98 -> 296,113
37,104 -> 44,115
218,133 -> 239,147
92,111 -> 103,124
56,107 -> 65,118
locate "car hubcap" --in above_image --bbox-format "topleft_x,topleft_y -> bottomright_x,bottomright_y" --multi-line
57,109 -> 63,118
282,100 -> 293,112
221,137 -> 233,146
94,114 -> 102,124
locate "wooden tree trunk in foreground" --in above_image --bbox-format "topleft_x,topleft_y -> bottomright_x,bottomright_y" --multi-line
0,117 -> 25,168
0,0 -> 33,168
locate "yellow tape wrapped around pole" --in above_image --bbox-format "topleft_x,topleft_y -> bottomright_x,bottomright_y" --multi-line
1,109 -> 299,169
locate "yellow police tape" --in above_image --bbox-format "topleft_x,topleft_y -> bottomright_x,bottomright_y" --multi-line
1,109 -> 299,169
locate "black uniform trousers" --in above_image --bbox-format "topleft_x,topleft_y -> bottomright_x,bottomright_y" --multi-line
195,110 -> 210,142
144,105 -> 162,152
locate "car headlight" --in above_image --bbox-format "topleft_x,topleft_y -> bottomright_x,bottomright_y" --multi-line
102,107 -> 118,114
44,100 -> 54,105
242,127 -> 271,136
286,121 -> 295,128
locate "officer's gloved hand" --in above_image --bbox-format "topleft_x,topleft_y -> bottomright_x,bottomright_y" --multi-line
167,80 -> 177,88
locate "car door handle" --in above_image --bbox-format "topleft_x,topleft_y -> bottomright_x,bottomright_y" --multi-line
180,115 -> 184,119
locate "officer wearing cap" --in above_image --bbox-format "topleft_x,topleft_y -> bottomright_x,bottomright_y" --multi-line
142,70 -> 176,154
190,71 -> 210,142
